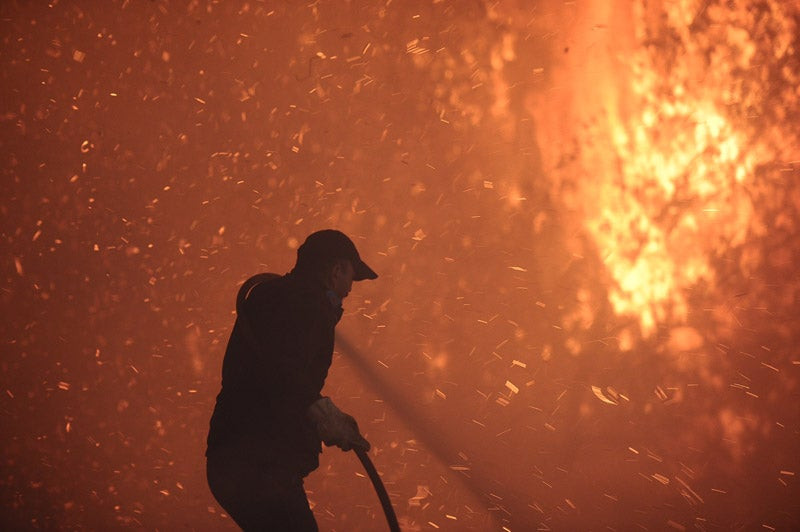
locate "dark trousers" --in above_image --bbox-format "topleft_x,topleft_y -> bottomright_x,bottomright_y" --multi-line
207,456 -> 318,531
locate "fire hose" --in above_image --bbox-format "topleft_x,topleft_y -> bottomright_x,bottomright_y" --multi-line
235,274 -> 401,531
354,447 -> 400,532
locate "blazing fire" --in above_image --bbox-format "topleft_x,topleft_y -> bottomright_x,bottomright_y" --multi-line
535,0 -> 798,340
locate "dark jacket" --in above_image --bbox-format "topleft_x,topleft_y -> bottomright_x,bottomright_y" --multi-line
206,271 -> 342,476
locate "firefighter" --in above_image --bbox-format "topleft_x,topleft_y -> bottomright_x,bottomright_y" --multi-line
206,229 -> 377,531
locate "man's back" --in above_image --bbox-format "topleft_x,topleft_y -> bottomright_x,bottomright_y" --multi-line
206,272 -> 339,474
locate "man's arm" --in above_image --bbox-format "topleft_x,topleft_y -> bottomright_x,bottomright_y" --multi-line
237,277 -> 368,451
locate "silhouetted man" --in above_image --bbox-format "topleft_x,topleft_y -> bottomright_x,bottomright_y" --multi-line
206,229 -> 377,531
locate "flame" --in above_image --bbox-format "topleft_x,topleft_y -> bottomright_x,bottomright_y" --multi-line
585,93 -> 759,335
535,1 -> 796,339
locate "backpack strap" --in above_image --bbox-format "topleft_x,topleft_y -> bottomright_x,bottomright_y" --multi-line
234,273 -> 281,350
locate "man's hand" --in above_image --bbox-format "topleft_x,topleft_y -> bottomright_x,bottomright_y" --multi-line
307,397 -> 370,452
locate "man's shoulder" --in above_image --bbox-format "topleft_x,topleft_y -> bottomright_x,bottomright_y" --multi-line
244,273 -> 323,310
243,273 -> 288,305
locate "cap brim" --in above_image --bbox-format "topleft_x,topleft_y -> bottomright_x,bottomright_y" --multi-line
353,260 -> 378,281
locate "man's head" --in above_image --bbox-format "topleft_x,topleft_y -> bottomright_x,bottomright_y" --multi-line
293,230 -> 377,298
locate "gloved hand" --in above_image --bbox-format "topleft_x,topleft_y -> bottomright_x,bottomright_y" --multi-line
307,397 -> 370,452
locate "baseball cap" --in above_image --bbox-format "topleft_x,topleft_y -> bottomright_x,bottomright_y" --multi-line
296,229 -> 378,281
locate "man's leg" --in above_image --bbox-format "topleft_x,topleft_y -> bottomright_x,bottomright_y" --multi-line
207,457 -> 317,531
